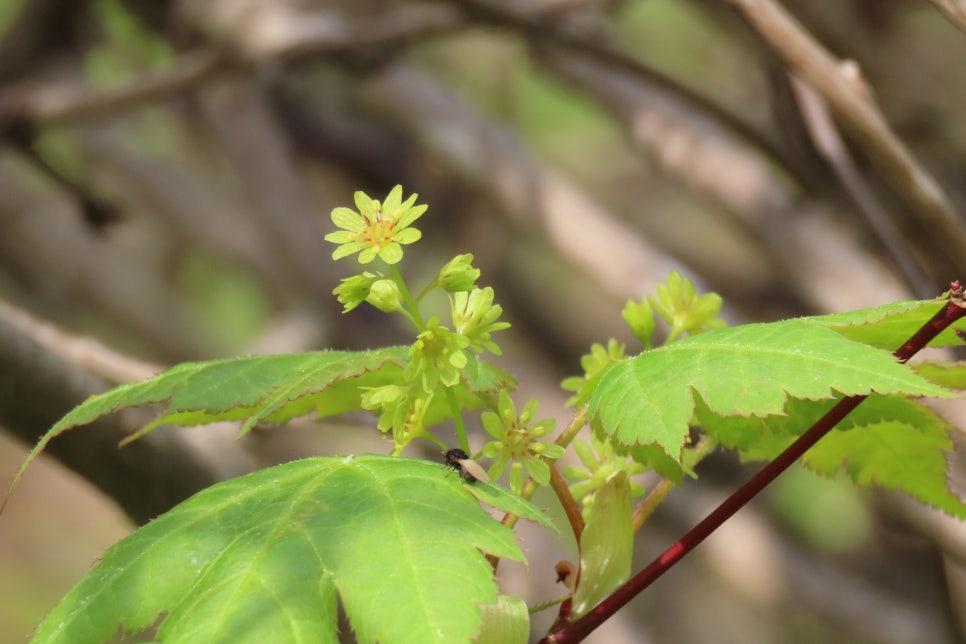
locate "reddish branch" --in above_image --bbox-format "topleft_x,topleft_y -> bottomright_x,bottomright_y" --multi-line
542,282 -> 966,643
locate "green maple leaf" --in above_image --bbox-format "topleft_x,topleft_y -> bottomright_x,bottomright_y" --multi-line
590,318 -> 953,461
703,394 -> 966,517
33,455 -> 550,644
914,361 -> 966,390
803,420 -> 965,518
8,348 -> 513,493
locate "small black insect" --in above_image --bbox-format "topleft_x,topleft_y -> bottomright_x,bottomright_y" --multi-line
443,448 -> 490,483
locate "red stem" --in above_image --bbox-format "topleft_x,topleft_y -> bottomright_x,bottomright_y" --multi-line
542,290 -> 965,644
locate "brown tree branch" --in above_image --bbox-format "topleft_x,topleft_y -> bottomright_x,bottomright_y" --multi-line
452,0 -> 805,187
929,0 -> 966,33
789,76 -> 932,297
537,46 -> 913,312
0,4 -> 461,132
722,0 -> 966,270
0,51 -> 226,129
0,300 -> 256,524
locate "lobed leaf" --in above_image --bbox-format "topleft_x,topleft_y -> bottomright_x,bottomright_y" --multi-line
703,395 -> 966,518
914,361 -> 966,390
33,455 -> 546,644
591,319 -> 953,461
803,421 -> 966,519
8,348 -> 513,496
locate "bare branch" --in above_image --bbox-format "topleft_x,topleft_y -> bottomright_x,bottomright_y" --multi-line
0,4 -> 461,131
538,46 -> 912,312
722,0 -> 966,269
0,300 -> 256,524
177,1 -> 462,63
789,76 -> 932,297
453,0 -> 802,185
0,51 -> 226,127
929,0 -> 966,33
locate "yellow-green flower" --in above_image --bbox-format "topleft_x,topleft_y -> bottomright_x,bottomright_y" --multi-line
481,391 -> 561,493
451,287 -> 510,355
325,185 -> 426,265
405,319 -> 470,393
565,434 -> 646,512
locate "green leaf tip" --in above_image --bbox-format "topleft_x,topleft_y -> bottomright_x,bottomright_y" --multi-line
812,299 -> 966,350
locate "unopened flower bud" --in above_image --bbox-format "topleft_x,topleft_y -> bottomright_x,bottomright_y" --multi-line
366,279 -> 404,313
437,254 -> 480,292
333,272 -> 380,313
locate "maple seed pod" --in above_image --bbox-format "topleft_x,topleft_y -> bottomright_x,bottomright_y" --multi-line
443,448 -> 490,483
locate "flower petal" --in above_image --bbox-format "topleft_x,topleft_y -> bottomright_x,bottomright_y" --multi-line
394,228 -> 422,245
354,191 -> 378,222
396,203 -> 427,229
448,349 -> 468,369
324,231 -> 359,244
382,185 -> 403,216
332,242 -> 366,260
525,458 -> 551,486
331,207 -> 366,232
379,242 -> 404,265
482,411 -> 505,438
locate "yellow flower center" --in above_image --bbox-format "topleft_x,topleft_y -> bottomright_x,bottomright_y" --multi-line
364,218 -> 396,247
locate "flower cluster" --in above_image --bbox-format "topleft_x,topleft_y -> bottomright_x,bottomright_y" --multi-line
406,320 -> 471,392
451,287 -> 510,355
437,254 -> 480,292
560,339 -> 625,408
326,185 -> 512,455
332,272 -> 406,314
623,270 -> 726,346
360,384 -> 434,448
564,433 -> 646,512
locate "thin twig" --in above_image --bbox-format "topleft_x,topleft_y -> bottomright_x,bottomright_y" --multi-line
789,76 -> 932,298
453,0 -> 802,185
0,51 -> 227,127
929,0 -> 966,33
722,0 -> 966,269
0,5 -> 462,130
538,45 -> 913,312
